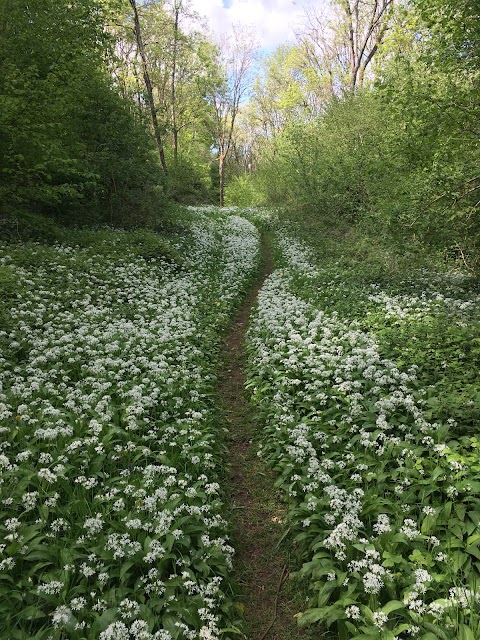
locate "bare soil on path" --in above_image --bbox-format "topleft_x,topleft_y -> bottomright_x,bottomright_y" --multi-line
218,236 -> 308,640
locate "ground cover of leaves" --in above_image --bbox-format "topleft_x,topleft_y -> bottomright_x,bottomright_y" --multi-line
245,228 -> 480,640
0,208 -> 260,639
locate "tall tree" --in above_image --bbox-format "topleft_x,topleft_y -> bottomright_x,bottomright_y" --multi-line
299,0 -> 395,92
339,0 -> 394,88
170,0 -> 181,164
128,0 -> 168,175
111,0 -> 217,199
209,25 -> 257,206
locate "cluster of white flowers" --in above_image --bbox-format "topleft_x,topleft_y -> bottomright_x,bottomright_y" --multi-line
0,211 -> 260,637
246,232 -> 480,637
367,272 -> 480,322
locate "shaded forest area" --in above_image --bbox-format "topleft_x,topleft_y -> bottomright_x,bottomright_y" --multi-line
0,0 -> 256,233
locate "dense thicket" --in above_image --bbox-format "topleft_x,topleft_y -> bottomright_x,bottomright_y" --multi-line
0,0 -> 262,230
0,0 -> 166,232
241,0 -> 480,268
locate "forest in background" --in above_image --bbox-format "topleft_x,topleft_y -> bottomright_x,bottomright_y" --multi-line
1,0 -> 479,267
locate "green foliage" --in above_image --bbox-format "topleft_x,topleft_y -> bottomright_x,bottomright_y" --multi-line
0,211 -> 65,244
254,0 -> 480,267
167,157 -> 213,205
0,266 -> 16,299
246,223 -> 480,639
224,174 -> 263,207
260,93 -> 384,221
372,2 -> 480,261
127,230 -> 182,263
0,0 -> 165,226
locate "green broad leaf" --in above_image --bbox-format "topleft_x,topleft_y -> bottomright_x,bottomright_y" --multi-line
21,605 -> 48,622
446,537 -> 465,549
119,561 -> 134,580
143,536 -> 152,552
466,533 -> 480,546
432,466 -> 444,481
452,551 -> 468,572
316,581 -> 337,607
393,623 -> 413,634
360,606 -> 374,623
325,607 -> 348,625
467,510 -> 480,527
296,608 -> 326,626
455,503 -> 467,521
161,614 -> 180,636
165,533 -> 176,552
459,625 -> 476,640
442,502 -> 453,519
451,524 -> 464,539
382,552 -> 403,567
392,533 -> 408,543
381,600 -> 404,615
466,545 -> 480,560
421,514 -> 437,534
409,549 -> 427,564
90,608 -> 118,633
22,549 -> 52,562
336,571 -> 348,586
423,621 -> 449,639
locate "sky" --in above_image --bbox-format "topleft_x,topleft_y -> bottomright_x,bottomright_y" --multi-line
189,0 -> 318,50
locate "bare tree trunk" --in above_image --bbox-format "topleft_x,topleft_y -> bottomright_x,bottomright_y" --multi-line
129,0 -> 168,176
340,0 -> 393,90
219,153 -> 225,207
211,26 -> 257,206
342,0 -> 358,89
133,51 -> 144,112
171,3 -> 179,164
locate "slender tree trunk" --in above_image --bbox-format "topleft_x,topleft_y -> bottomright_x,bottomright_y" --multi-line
342,1 -> 357,89
129,0 -> 168,176
171,4 -> 179,164
133,52 -> 143,111
343,0 -> 393,90
219,153 -> 225,207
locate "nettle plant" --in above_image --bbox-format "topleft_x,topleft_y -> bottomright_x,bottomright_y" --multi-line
246,234 -> 480,640
0,211 -> 260,639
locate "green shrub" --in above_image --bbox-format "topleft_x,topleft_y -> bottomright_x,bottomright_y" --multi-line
224,174 -> 263,207
0,265 -> 21,335
0,211 -> 64,244
0,265 -> 17,299
129,230 -> 182,263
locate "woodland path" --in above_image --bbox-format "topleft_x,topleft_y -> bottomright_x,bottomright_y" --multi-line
218,236 -> 307,640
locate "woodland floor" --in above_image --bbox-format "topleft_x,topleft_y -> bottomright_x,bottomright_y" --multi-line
218,236 -> 310,640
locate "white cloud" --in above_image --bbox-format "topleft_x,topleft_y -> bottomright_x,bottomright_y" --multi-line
189,0 -> 318,49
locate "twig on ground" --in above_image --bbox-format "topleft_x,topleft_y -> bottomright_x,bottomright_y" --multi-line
258,564 -> 289,640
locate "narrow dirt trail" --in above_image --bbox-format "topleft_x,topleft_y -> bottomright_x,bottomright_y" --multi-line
219,236 -> 306,640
